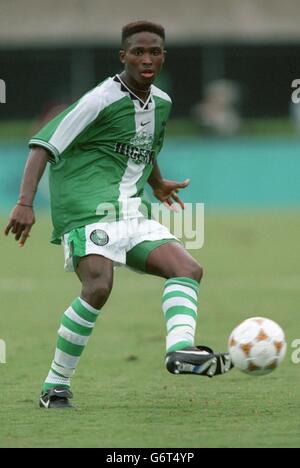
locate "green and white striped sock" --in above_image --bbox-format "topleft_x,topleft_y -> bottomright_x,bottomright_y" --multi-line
43,297 -> 101,392
162,277 -> 199,353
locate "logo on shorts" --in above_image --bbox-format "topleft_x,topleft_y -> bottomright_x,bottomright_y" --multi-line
90,229 -> 109,246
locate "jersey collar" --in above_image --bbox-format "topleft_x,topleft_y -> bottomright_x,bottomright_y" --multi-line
113,75 -> 152,110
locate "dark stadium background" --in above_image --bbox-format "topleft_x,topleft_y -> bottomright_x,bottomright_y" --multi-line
1,44 -> 300,119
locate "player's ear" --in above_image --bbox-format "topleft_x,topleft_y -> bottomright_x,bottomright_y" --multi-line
119,49 -> 126,64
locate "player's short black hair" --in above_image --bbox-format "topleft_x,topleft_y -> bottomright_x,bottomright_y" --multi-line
122,21 -> 165,47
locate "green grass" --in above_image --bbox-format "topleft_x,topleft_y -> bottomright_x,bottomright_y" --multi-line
0,212 -> 300,448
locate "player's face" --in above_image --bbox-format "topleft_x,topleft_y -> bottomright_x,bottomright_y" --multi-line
120,32 -> 166,87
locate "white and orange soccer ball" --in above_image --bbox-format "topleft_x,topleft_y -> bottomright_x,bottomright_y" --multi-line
228,317 -> 287,376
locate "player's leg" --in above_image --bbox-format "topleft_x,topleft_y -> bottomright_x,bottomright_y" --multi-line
127,238 -> 232,377
146,242 -> 203,351
146,242 -> 232,376
40,255 -> 113,409
128,239 -> 202,350
145,241 -> 203,282
76,254 -> 114,309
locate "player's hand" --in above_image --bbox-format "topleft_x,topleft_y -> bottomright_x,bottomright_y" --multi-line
4,204 -> 35,247
152,178 -> 190,211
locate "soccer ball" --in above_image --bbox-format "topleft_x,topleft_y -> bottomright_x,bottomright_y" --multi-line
228,317 -> 287,376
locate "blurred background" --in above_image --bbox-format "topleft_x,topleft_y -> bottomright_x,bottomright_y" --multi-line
1,1 -> 300,448
1,0 -> 300,211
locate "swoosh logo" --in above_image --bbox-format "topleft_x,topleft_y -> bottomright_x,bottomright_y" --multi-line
175,350 -> 210,356
141,121 -> 151,127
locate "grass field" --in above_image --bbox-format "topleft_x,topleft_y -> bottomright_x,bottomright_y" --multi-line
0,211 -> 300,448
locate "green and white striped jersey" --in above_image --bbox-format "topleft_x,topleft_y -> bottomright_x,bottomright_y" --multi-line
29,75 -> 172,244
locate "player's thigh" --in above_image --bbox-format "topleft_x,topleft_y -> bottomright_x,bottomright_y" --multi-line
126,218 -> 177,273
126,238 -> 177,273
145,241 -> 203,281
76,254 -> 114,293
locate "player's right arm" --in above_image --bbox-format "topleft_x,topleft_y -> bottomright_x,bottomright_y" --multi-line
4,146 -> 49,247
5,85 -> 106,247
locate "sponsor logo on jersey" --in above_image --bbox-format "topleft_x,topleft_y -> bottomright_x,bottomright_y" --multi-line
114,131 -> 155,165
90,229 -> 109,246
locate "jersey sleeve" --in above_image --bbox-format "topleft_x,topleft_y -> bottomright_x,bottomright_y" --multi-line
28,87 -> 103,163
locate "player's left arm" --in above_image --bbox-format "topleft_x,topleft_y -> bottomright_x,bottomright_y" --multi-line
148,161 -> 189,211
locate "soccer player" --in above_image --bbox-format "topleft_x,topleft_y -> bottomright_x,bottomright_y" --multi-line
5,21 -> 232,409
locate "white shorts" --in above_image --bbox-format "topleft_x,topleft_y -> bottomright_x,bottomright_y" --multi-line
62,217 -> 177,272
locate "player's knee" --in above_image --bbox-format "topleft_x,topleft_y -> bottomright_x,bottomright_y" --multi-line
171,261 -> 203,283
188,262 -> 203,283
82,279 -> 112,309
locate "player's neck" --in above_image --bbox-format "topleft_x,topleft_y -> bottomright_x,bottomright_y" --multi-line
119,72 -> 151,102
